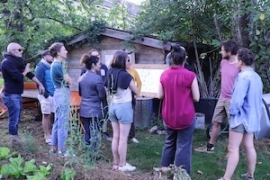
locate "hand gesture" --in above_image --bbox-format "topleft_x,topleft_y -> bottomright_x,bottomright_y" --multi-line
38,84 -> 45,95
24,63 -> 31,74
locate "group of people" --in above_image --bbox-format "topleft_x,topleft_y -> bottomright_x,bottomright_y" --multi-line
158,40 -> 262,180
0,40 -> 263,177
195,41 -> 262,180
0,42 -> 142,170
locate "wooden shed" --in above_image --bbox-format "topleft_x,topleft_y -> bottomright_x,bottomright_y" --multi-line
65,27 -> 210,95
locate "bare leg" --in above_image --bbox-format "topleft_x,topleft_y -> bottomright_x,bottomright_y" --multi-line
118,123 -> 131,166
242,133 -> 256,178
223,130 -> 243,180
209,121 -> 221,145
111,121 -> 120,165
42,114 -> 52,141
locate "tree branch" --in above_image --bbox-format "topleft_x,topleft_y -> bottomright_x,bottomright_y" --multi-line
37,15 -> 82,31
213,14 -> 223,42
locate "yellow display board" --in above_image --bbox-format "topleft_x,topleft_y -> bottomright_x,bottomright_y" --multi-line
133,64 -> 168,98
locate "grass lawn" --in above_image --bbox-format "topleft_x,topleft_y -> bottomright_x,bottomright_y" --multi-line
121,128 -> 270,179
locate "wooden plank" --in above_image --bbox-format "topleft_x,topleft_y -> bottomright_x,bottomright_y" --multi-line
133,64 -> 168,69
22,90 -> 39,99
102,29 -> 171,50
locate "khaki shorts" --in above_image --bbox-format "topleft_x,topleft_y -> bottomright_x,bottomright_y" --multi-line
38,94 -> 54,114
212,98 -> 231,123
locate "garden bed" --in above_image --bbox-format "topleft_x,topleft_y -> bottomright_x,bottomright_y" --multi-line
0,109 -> 270,179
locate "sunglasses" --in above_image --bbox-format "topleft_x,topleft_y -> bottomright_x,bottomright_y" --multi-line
16,48 -> 23,52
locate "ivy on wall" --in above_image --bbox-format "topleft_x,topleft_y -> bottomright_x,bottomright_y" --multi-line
44,20 -> 107,51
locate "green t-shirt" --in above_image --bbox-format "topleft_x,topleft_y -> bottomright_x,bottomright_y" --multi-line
51,61 -> 68,89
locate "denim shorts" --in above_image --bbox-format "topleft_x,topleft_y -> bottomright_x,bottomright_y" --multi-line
109,101 -> 133,124
231,124 -> 247,133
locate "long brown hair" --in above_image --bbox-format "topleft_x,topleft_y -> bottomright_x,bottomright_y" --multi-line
110,51 -> 128,69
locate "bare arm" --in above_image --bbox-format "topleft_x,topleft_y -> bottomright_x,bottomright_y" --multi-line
157,82 -> 164,99
31,76 -> 45,94
191,77 -> 200,102
134,70 -> 142,93
22,63 -> 30,76
129,79 -> 138,95
64,74 -> 73,85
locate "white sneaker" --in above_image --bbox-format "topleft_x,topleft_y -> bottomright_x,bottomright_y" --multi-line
58,151 -> 75,157
118,163 -> 136,172
112,164 -> 118,170
131,137 -> 139,143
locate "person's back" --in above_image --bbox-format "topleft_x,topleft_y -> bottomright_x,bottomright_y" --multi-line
107,67 -> 133,103
158,44 -> 199,175
161,66 -> 196,129
79,71 -> 106,118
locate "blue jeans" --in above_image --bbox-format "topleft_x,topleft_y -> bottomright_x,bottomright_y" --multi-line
81,117 -> 100,143
3,94 -> 22,135
161,119 -> 195,174
51,88 -> 70,150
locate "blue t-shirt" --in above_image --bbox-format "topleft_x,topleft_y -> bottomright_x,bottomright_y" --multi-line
51,61 -> 68,89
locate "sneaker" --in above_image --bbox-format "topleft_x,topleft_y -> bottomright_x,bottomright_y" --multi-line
112,164 -> 118,170
241,173 -> 254,180
45,139 -> 51,144
194,146 -> 214,153
58,151 -> 75,157
118,162 -> 136,172
103,132 -> 112,141
131,137 -> 139,143
49,149 -> 57,154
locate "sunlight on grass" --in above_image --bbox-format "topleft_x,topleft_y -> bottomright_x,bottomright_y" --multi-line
128,132 -> 164,172
102,129 -> 270,179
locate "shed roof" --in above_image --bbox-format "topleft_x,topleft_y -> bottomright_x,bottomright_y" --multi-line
67,27 -> 209,51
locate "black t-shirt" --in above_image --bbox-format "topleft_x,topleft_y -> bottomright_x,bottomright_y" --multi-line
107,68 -> 132,94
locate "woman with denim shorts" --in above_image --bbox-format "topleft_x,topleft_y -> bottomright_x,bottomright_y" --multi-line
49,42 -> 73,157
219,48 -> 263,180
107,51 -> 138,172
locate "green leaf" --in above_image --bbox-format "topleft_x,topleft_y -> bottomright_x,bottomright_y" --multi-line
0,164 -> 10,176
27,172 -> 47,180
9,155 -> 24,168
24,159 -> 37,174
0,147 -> 10,160
38,164 -> 52,176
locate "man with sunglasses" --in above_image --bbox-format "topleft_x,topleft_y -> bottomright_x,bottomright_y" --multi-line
1,42 -> 45,137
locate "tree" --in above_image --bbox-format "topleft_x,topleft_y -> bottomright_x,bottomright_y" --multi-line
136,0 -> 270,93
0,0 -> 136,61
